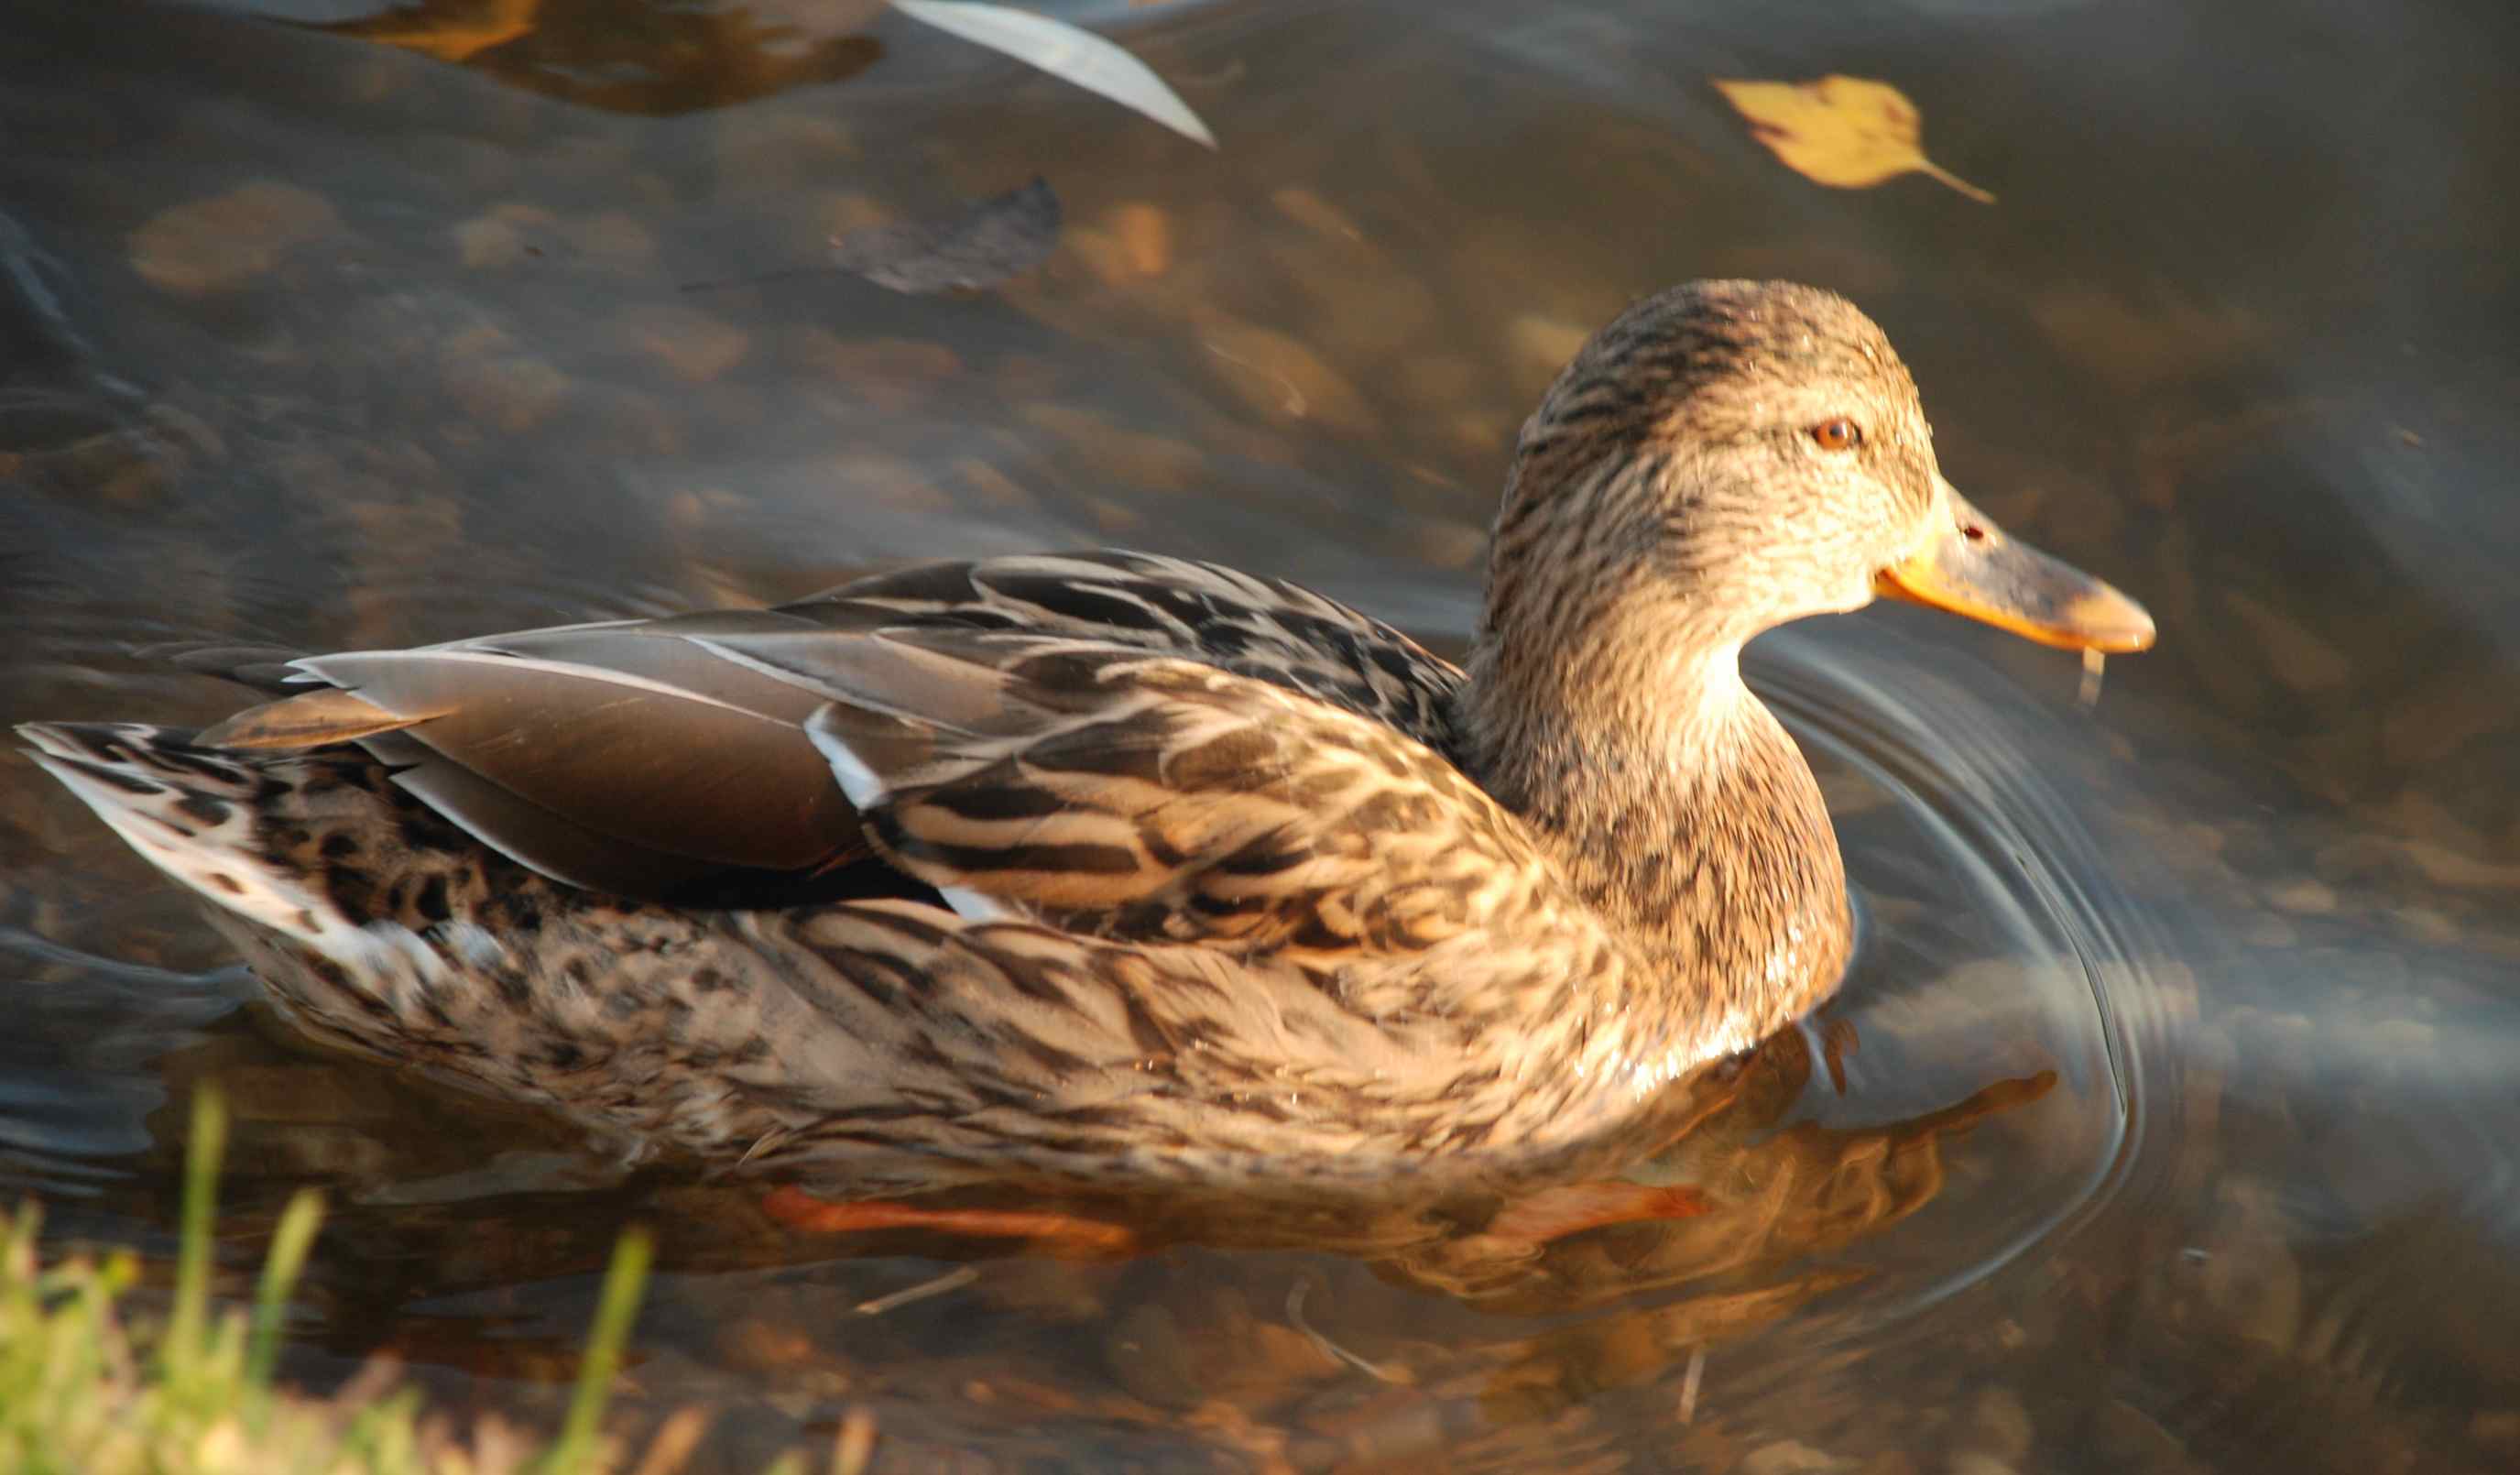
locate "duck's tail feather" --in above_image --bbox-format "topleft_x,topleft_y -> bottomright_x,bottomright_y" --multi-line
16,722 -> 373,954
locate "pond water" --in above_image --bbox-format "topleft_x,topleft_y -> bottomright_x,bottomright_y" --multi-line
5,0 -> 2520,1469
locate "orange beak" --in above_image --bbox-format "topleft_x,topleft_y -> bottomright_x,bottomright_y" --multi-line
1873,479 -> 2155,653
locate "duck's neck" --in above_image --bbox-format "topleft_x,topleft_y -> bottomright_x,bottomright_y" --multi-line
1455,588 -> 1852,1037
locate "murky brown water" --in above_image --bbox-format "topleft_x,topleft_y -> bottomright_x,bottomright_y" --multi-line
6,0 -> 2520,1469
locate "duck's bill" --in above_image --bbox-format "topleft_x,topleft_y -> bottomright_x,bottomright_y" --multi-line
1872,482 -> 2155,653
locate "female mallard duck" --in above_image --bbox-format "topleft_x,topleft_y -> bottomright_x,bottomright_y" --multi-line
21,281 -> 2150,1196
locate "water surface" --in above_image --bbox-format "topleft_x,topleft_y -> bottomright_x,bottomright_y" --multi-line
5,0 -> 2519,1469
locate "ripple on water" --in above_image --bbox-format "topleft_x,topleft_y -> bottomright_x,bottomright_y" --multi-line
1741,617 -> 2193,1333
0,927 -> 243,1198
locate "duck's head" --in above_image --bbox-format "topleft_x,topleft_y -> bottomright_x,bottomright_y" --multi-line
1479,279 -> 2154,668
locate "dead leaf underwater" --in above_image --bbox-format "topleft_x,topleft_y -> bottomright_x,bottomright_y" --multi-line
829,177 -> 1064,293
1714,74 -> 1995,203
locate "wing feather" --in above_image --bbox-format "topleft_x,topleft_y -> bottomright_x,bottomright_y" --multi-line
356,730 -> 732,897
196,686 -> 440,748
289,647 -> 858,874
797,628 -> 1549,959
164,551 -> 1471,910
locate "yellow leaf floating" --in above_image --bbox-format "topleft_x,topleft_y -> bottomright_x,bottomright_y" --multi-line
1713,75 -> 1994,204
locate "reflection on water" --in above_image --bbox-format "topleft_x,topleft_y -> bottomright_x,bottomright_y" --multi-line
298,0 -> 889,114
6,0 -> 2520,1469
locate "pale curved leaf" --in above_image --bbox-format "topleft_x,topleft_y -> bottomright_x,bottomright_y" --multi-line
892,0 -> 1218,149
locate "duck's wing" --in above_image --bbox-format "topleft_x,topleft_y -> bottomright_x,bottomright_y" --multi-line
191,606 -> 883,900
177,552 -> 1466,907
784,626 -> 1556,977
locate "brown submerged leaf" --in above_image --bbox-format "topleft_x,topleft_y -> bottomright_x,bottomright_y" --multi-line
1714,74 -> 1995,203
829,177 -> 1064,294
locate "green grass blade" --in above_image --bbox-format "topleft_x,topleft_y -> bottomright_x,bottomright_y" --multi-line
537,1226 -> 653,1474
163,1086 -> 226,1373
245,1188 -> 326,1392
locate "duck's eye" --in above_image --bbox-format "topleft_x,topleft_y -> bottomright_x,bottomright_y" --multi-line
1810,418 -> 1863,452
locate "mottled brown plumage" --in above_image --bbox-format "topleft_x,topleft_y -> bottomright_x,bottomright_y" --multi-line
19,281 -> 2152,1196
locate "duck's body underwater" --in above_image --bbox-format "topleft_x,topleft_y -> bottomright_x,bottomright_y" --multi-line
21,281 -> 2152,1196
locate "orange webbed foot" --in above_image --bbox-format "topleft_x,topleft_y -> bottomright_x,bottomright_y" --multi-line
762,1185 -> 1139,1256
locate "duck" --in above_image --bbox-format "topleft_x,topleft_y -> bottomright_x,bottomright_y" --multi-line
18,280 -> 2152,1201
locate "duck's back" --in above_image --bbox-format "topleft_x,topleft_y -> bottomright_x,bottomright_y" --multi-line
802,552 -> 1461,745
